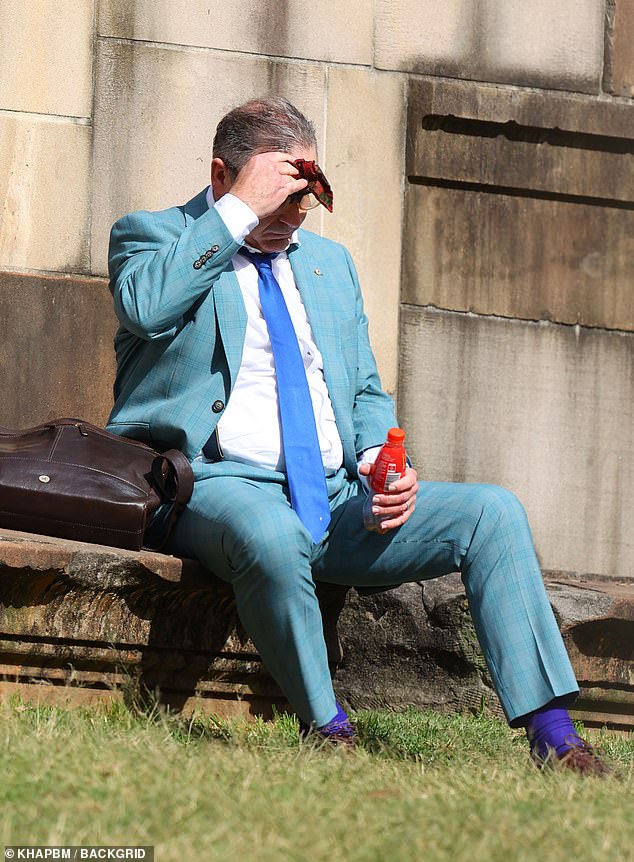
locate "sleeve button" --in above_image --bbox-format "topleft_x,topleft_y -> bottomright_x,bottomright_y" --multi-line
211,400 -> 225,413
211,244 -> 220,253
193,260 -> 202,269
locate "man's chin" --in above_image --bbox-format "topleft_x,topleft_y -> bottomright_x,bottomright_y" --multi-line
252,235 -> 292,253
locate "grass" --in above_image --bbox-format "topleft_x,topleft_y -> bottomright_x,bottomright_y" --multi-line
0,699 -> 633,862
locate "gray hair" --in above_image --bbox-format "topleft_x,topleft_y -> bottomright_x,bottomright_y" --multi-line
212,97 -> 317,173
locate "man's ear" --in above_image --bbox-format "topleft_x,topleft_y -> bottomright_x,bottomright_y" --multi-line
211,158 -> 232,200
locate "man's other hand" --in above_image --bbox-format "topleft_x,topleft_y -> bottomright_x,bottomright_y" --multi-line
358,464 -> 419,533
229,152 -> 308,219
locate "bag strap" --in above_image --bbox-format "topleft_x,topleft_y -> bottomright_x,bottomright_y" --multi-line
152,449 -> 194,508
149,449 -> 195,548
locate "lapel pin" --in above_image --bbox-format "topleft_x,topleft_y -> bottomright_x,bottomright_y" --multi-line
314,268 -> 323,276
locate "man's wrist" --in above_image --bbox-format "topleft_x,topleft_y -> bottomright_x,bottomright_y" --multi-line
213,192 -> 258,243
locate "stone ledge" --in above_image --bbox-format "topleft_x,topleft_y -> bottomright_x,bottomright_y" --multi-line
1,528 -> 632,730
0,527 -> 345,719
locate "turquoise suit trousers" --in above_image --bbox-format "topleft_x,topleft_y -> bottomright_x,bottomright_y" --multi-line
169,460 -> 579,728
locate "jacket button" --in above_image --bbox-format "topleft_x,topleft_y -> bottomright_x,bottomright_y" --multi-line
193,260 -> 202,269
211,400 -> 225,413
211,244 -> 220,253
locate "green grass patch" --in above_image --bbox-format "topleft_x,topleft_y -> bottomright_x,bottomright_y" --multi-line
1,699 -> 632,861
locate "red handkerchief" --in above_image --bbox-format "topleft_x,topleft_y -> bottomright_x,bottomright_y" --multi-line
292,159 -> 334,212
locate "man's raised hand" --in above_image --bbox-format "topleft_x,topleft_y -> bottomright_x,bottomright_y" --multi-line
228,152 -> 308,219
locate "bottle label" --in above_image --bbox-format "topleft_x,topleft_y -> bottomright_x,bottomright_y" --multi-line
383,469 -> 401,490
372,454 -> 406,492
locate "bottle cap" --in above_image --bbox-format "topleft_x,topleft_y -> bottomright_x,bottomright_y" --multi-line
386,427 -> 405,444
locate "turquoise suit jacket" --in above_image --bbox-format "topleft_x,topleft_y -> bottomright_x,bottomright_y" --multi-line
106,188 -> 397,473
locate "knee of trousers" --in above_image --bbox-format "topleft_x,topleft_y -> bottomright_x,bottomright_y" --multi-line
223,515 -> 315,596
471,484 -> 529,536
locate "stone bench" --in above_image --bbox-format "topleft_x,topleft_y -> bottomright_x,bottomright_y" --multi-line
1,527 -> 632,730
0,527 -> 347,719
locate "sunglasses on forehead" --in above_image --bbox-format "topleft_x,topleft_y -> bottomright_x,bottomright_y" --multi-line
287,159 -> 334,213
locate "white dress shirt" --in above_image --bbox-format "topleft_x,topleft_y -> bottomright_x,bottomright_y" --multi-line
204,188 -> 344,474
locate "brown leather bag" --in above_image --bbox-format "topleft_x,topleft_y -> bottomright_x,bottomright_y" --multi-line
0,418 -> 194,550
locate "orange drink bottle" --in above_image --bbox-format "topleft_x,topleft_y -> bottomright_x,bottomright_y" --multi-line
362,427 -> 408,532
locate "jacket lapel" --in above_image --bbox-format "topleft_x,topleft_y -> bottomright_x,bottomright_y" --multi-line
212,270 -> 247,389
288,243 -> 342,375
288,242 -> 355,461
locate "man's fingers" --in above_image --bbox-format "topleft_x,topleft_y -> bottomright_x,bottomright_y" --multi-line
228,152 -> 310,218
280,159 -> 301,176
384,467 -> 418,494
377,503 -> 416,533
372,490 -> 415,508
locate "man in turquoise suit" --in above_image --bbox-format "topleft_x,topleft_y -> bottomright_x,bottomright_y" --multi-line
107,97 -> 605,773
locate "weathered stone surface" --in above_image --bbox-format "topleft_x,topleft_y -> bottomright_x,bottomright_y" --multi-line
334,579 -> 502,719
375,0 -> 605,94
0,528 -> 344,717
322,67 -> 406,395
0,272 -> 117,429
533,577 -> 634,729
408,117 -> 634,205
404,185 -> 634,332
398,307 -> 634,580
334,574 -> 634,730
404,78 -> 634,331
0,115 -> 92,272
407,77 -> 634,139
91,40 -> 326,277
98,0 -> 373,66
0,0 -> 94,117
606,0 -> 634,98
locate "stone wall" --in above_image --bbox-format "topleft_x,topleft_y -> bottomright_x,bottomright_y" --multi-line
1,1 -> 632,580
399,16 -> 634,581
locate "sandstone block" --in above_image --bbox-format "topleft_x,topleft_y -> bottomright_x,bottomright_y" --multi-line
322,67 -> 406,395
91,40 -> 326,276
375,0 -> 605,93
0,272 -> 117,429
404,78 -> 634,331
404,185 -> 634,332
0,115 -> 91,272
0,0 -> 93,117
408,77 -> 634,139
98,0 -> 372,65
398,308 -> 634,580
334,579 -> 502,718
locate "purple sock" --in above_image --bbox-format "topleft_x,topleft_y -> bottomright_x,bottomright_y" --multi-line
300,702 -> 355,739
524,697 -> 583,761
319,703 -> 355,738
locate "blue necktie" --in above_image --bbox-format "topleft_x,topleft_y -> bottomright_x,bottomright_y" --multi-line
247,251 -> 331,543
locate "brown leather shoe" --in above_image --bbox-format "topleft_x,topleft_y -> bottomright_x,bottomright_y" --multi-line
556,740 -> 611,777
